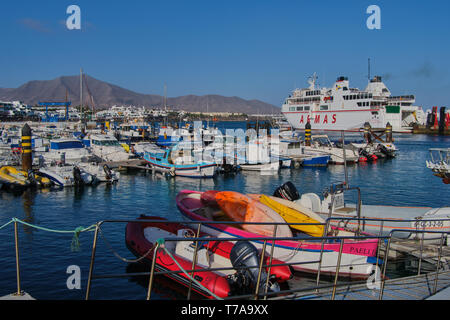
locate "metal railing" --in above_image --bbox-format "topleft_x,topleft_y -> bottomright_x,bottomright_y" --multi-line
7,215 -> 450,300
83,218 -> 391,301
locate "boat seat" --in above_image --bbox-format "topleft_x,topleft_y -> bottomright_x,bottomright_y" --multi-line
298,193 -> 322,213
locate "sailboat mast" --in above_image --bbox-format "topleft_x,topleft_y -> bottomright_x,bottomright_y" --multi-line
80,68 -> 83,123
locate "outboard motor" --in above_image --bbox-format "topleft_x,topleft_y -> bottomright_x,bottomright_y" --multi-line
27,169 -> 37,186
73,166 -> 84,186
273,181 -> 300,201
103,164 -> 113,181
229,241 -> 280,293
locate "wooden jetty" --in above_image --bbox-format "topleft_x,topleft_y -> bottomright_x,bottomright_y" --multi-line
276,270 -> 450,300
413,125 -> 450,135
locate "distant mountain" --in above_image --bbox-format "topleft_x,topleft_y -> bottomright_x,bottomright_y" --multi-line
0,75 -> 281,114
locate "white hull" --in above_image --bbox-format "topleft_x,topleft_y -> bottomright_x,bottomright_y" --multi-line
196,224 -> 375,278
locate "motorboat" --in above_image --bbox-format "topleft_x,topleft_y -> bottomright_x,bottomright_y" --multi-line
302,135 -> 359,164
77,162 -> 120,183
35,138 -> 95,164
82,134 -> 133,162
285,182 -> 450,240
176,190 -> 380,279
143,142 -> 217,178
38,164 -> 96,187
125,215 -> 291,299
426,148 -> 450,184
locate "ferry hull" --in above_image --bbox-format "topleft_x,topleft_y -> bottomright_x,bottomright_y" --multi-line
283,109 -> 382,132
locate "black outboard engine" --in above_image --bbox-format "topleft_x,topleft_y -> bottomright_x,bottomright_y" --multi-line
229,241 -> 279,294
73,166 -> 84,186
27,169 -> 37,186
273,181 -> 300,201
103,164 -> 113,181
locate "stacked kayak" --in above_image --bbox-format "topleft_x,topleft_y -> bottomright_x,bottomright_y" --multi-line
125,215 -> 292,299
213,191 -> 293,238
249,194 -> 325,237
176,190 -> 380,279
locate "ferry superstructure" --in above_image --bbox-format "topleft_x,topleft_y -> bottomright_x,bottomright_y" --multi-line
281,74 -> 426,132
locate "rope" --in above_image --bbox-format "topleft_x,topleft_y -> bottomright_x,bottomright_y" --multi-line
159,239 -> 224,300
97,226 -> 157,263
1,218 -> 96,252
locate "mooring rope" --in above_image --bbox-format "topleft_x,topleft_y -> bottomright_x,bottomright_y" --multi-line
97,225 -> 157,263
0,218 -> 96,252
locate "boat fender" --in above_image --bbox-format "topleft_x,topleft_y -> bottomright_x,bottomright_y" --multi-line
103,164 -> 113,180
169,167 -> 176,177
73,167 -> 84,185
229,241 -> 280,293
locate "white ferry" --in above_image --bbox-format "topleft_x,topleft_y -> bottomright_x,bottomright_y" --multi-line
281,74 -> 426,132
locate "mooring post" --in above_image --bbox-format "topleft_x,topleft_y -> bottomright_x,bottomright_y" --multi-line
305,121 -> 311,146
21,123 -> 32,171
385,122 -> 393,143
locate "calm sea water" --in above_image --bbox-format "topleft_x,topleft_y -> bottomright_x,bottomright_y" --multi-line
0,121 -> 448,300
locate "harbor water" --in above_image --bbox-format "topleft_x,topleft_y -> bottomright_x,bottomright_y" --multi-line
0,122 -> 448,300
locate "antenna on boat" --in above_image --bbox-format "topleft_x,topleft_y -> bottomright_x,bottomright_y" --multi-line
163,83 -> 167,126
80,68 -> 84,125
341,130 -> 349,188
368,58 -> 371,81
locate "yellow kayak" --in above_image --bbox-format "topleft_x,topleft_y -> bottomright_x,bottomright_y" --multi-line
249,194 -> 325,237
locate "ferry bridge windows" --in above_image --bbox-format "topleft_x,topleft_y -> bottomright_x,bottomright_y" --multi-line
289,107 -> 296,111
320,105 -> 329,110
296,106 -> 304,111
304,106 -> 310,111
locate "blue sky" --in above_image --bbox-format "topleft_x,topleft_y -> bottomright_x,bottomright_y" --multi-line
1,0 -> 450,110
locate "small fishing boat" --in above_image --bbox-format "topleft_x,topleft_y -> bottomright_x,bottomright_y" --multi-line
275,139 -> 330,167
302,135 -> 359,164
35,138 -> 95,164
82,134 -> 133,162
426,148 -> 450,184
38,164 -> 96,187
77,162 -> 120,183
176,190 -> 380,279
291,182 -> 450,240
125,215 -> 291,299
143,143 -> 217,178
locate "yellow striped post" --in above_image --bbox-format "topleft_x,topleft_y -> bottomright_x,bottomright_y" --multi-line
385,122 -> 393,143
21,123 -> 32,171
305,121 -> 311,146
364,122 -> 371,143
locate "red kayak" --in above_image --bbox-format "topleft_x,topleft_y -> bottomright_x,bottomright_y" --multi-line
125,215 -> 292,299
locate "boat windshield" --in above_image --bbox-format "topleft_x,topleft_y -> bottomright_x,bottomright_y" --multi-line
92,139 -> 120,146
